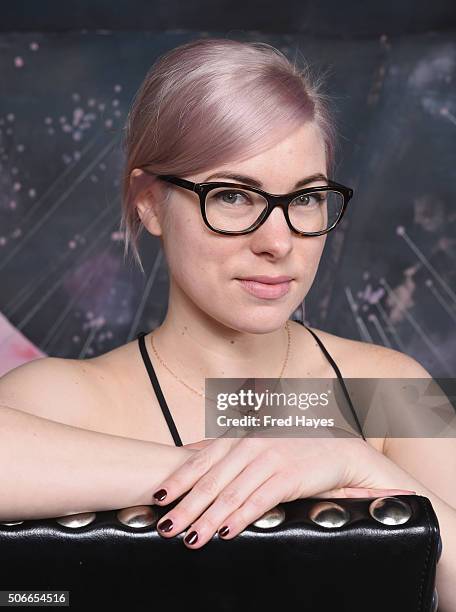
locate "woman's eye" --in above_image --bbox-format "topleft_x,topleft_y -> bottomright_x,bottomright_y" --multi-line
218,191 -> 246,204
294,193 -> 324,206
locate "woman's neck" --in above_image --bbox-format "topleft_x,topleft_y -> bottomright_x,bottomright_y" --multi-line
152,312 -> 291,382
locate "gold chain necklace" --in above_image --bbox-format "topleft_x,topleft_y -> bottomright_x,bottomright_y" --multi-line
148,321 -> 291,400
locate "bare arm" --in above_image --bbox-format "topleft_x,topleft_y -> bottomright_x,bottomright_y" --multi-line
0,403 -> 192,521
0,357 -> 193,521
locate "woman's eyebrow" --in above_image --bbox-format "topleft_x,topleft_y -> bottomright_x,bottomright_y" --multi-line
203,172 -> 329,189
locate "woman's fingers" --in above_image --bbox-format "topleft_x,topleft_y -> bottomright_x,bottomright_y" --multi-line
152,438 -> 232,504
178,457 -> 279,548
215,473 -> 288,540
154,439 -> 254,539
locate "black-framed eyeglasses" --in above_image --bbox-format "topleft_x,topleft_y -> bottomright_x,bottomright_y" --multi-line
141,169 -> 353,236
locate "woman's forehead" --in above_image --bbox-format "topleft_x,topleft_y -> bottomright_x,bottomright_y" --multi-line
197,124 -> 326,179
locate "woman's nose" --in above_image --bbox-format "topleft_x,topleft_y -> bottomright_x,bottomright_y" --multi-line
249,207 -> 293,255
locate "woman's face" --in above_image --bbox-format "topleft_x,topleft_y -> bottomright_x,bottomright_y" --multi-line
144,121 -> 328,334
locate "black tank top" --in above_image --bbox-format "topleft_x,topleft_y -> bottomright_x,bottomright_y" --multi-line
136,323 -> 366,446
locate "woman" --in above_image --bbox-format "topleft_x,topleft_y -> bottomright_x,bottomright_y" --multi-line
0,38 -> 455,608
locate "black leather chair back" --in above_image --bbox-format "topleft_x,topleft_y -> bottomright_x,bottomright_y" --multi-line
0,495 -> 441,611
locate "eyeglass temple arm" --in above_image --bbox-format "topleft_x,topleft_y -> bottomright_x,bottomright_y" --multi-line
157,175 -> 197,191
327,180 -> 354,198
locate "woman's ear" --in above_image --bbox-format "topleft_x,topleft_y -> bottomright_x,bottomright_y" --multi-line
130,169 -> 165,238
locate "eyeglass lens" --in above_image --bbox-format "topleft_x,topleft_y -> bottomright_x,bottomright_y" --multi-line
204,187 -> 344,233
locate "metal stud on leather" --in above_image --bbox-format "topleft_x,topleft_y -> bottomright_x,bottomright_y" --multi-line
436,533 -> 443,563
116,505 -> 158,528
252,505 -> 286,528
308,501 -> 350,528
431,588 -> 439,612
55,512 -> 97,528
369,496 -> 412,525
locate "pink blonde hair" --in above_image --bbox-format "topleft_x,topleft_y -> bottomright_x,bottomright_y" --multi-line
120,37 -> 338,274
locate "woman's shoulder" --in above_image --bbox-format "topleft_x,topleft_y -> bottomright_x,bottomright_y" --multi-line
0,336 -> 167,442
0,353 -> 119,430
87,335 -> 142,392
297,324 -> 432,455
299,323 -> 430,379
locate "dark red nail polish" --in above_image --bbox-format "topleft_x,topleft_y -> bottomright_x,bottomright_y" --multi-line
218,525 -> 229,537
158,518 -> 173,532
184,530 -> 198,545
153,488 -> 167,501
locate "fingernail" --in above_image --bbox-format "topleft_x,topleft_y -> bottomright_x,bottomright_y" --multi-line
184,530 -> 198,545
153,488 -> 167,501
158,518 -> 173,532
218,525 -> 229,537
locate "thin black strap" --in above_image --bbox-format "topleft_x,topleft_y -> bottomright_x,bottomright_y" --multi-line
301,323 -> 367,442
136,331 -> 183,447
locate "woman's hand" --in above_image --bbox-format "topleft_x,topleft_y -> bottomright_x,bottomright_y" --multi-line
151,435 -> 416,549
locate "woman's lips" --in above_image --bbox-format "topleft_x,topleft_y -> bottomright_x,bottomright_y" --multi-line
237,279 -> 291,299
